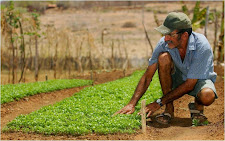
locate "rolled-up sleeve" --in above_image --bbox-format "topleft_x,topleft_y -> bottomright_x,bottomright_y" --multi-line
149,37 -> 167,66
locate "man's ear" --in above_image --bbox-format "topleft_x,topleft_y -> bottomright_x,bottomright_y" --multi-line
182,32 -> 189,39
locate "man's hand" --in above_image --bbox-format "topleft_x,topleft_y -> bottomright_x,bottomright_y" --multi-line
112,104 -> 135,117
145,102 -> 161,117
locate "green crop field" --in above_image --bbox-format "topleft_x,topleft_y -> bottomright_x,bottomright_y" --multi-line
3,71 -> 162,135
1,79 -> 93,104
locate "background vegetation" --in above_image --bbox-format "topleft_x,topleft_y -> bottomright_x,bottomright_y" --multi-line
1,1 -> 224,85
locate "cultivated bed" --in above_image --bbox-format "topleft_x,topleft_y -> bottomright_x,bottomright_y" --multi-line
3,71 -> 162,135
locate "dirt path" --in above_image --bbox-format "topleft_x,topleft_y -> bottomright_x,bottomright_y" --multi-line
1,68 -> 224,140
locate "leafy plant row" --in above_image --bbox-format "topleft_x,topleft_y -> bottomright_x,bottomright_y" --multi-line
3,71 -> 162,135
1,79 -> 93,104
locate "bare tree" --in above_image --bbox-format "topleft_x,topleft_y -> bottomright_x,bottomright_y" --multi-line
204,6 -> 209,38
111,40 -> 115,70
217,2 -> 224,63
8,12 -> 16,84
213,9 -> 218,59
142,3 -> 153,55
18,19 -> 26,82
54,38 -> 58,79
31,12 -> 41,81
34,35 -> 39,81
77,37 -> 84,73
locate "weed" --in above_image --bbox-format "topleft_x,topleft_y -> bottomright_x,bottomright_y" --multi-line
192,119 -> 209,126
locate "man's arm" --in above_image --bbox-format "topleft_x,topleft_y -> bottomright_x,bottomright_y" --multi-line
145,78 -> 198,117
113,63 -> 157,116
128,63 -> 158,106
161,78 -> 198,104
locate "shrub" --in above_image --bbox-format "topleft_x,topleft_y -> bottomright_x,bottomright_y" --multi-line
122,21 -> 136,28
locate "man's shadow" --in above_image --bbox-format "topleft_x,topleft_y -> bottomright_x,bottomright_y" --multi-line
146,115 -> 192,128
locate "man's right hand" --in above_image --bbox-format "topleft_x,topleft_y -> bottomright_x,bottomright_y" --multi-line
112,104 -> 135,117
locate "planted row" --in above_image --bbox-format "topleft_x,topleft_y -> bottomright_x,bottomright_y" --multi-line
1,79 -> 93,104
3,71 -> 162,135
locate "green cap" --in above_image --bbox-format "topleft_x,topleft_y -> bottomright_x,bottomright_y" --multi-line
155,12 -> 192,35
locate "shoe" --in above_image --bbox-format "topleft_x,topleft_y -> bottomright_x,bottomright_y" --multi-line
155,113 -> 173,125
188,102 -> 208,126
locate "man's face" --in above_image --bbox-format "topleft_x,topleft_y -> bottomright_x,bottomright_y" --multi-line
164,30 -> 182,49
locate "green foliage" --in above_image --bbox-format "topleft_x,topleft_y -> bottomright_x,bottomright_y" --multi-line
182,5 -> 189,16
29,12 -> 41,38
192,2 -> 208,29
31,12 -> 40,30
192,119 -> 209,126
182,1 -> 215,31
5,1 -> 19,31
3,71 -> 162,135
1,79 -> 93,104
3,1 -> 27,44
1,4 -> 6,9
3,1 -> 42,38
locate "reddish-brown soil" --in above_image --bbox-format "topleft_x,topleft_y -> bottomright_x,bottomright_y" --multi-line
1,1 -> 224,140
1,67 -> 224,140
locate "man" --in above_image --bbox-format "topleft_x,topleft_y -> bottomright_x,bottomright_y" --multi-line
114,12 -> 217,125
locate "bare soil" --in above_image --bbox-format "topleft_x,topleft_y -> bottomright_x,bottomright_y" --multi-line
1,66 -> 224,140
1,2 -> 224,140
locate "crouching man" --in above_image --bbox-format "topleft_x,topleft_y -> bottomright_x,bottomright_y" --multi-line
114,12 -> 217,125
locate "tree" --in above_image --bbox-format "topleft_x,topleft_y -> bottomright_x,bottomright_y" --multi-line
31,12 -> 41,81
4,1 -> 20,84
182,1 -> 215,31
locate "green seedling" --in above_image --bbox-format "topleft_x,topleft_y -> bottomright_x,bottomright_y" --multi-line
1,79 -> 93,104
3,71 -> 162,135
192,119 -> 209,126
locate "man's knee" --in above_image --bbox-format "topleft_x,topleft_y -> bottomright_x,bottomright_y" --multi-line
197,88 -> 215,106
158,52 -> 173,66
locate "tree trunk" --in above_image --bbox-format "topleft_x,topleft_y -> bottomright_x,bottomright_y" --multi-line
204,6 -> 209,38
213,9 -> 218,59
10,27 -> 15,84
77,39 -> 83,73
218,2 -> 224,63
8,13 -> 15,84
28,36 -> 32,70
88,32 -> 93,82
7,38 -> 11,83
66,35 -> 71,78
117,39 -> 122,68
54,39 -> 58,79
111,40 -> 114,70
101,29 -> 104,45
122,36 -> 128,77
18,19 -> 26,82
35,35 -> 39,81
15,39 -> 18,83
142,4 -> 153,55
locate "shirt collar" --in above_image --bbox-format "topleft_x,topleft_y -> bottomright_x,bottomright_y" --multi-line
187,32 -> 196,51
